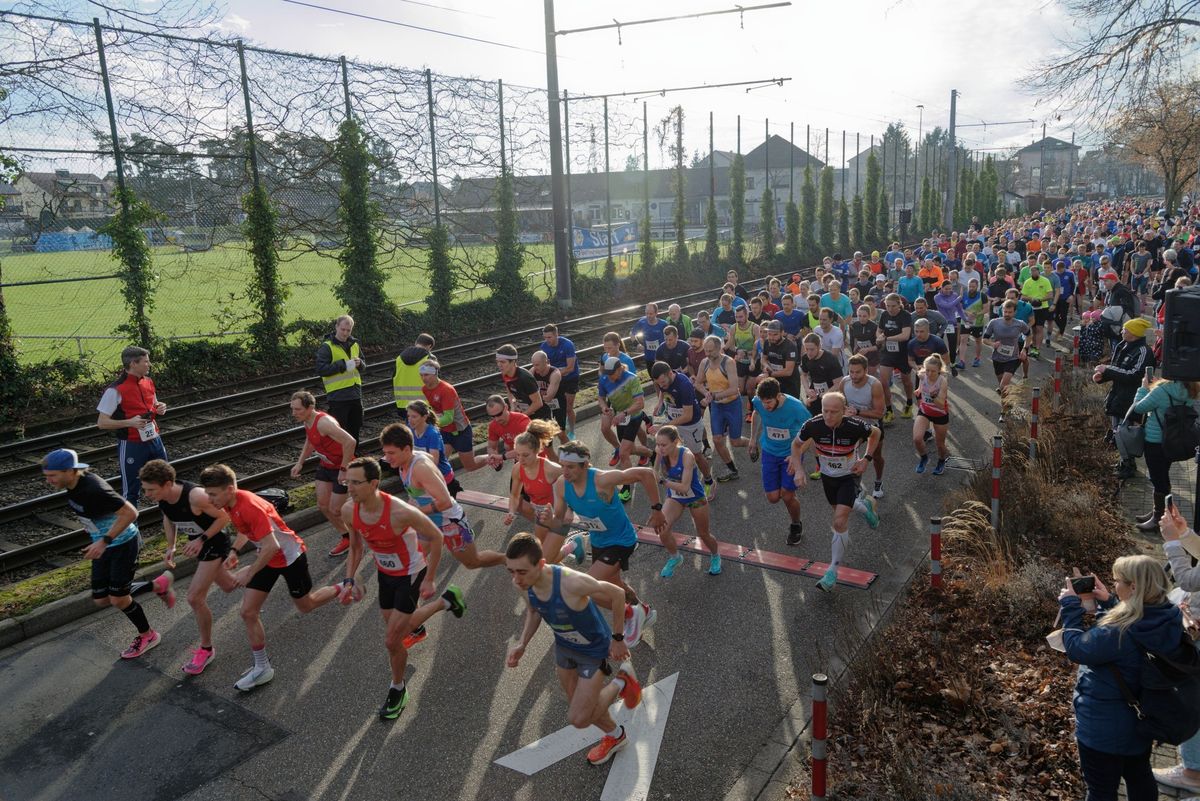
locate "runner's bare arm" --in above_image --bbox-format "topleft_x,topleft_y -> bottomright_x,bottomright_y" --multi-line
506,599 -> 543,667
292,440 -> 314,478
316,414 -> 357,468
341,500 -> 363,584
506,465 -> 524,523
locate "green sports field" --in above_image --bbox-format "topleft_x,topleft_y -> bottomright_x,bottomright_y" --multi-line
1,239 -> 639,367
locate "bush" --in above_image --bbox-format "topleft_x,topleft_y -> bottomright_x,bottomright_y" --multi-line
0,356 -> 91,433
158,339 -> 254,388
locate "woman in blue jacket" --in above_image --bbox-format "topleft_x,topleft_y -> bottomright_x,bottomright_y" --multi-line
1130,375 -> 1200,532
1061,553 -> 1184,800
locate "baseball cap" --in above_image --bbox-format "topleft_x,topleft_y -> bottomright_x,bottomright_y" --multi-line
764,320 -> 782,332
43,448 -> 88,471
603,356 -> 622,373
791,273 -> 801,280
1101,271 -> 1119,281
875,274 -> 886,283
418,361 -> 440,375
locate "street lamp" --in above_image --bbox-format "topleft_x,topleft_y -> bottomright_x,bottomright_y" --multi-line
915,104 -> 924,223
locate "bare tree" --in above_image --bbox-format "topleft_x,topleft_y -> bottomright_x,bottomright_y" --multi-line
1110,79 -> 1200,210
1030,0 -> 1200,124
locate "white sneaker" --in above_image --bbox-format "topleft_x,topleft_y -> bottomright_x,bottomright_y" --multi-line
623,603 -> 645,647
1153,764 -> 1200,793
872,486 -> 884,499
234,664 -> 275,692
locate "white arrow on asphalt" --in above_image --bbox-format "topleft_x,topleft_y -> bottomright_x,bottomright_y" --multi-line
495,671 -> 679,801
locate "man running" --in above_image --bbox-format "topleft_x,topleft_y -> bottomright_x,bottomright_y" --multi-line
541,323 -> 580,439
504,532 -> 642,766
876,293 -> 915,423
199,464 -> 342,691
649,361 -> 714,498
340,456 -> 465,720
549,441 -> 667,648
790,393 -> 881,592
496,344 -> 549,421
96,345 -> 168,503
597,357 -> 652,502
981,299 -> 1031,421
486,394 -> 532,471
530,350 -> 567,444
420,360 -> 481,472
289,391 -> 357,557
747,378 -> 812,546
43,448 -> 169,659
630,302 -> 668,366
695,334 -> 748,481
140,459 -> 236,675
757,320 -> 801,399
833,354 -> 888,499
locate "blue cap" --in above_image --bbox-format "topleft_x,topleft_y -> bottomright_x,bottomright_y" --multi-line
42,448 -> 88,471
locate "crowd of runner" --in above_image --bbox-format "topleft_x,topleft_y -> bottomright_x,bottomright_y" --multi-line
42,198 -> 1200,781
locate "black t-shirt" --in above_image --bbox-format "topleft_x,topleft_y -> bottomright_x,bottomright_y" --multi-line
714,308 -> 737,326
849,320 -> 879,359
503,367 -> 548,418
762,338 -> 801,396
66,471 -> 126,519
877,309 -> 913,359
799,415 -> 874,477
657,340 -> 691,372
157,480 -> 218,536
531,365 -> 561,404
800,350 -> 844,396
986,279 -> 1011,316
854,280 -> 874,298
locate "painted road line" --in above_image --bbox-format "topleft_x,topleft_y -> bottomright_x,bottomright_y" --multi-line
494,721 -> 607,776
601,671 -> 679,801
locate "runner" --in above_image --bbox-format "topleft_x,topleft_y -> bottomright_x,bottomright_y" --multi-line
656,325 -> 691,372
981,299 -> 1031,421
381,422 -> 505,572
800,332 -> 844,417
756,320 -> 802,399
406,399 -> 462,496
695,334 -> 749,482
905,318 -> 949,376
504,532 -> 642,766
848,304 -> 881,377
597,356 -> 653,502
664,304 -> 693,339
420,360 -> 481,472
648,361 -> 715,498
1020,261 -> 1054,358
773,293 -> 806,341
833,354 -> 888,498
289,391 -> 356,557
961,278 -> 988,367
339,456 -> 464,720
43,448 -> 168,659
933,281 -> 967,371
814,309 -> 847,370
630,302 -> 668,366
547,441 -> 667,648
541,323 -> 580,439
96,345 -> 168,504
724,304 -> 761,417
496,344 -> 548,421
315,314 -> 364,445
486,394 -> 532,471
790,393 -> 881,592
505,425 -> 577,564
876,293 -> 915,423
139,459 -> 236,675
653,425 -> 722,577
198,463 -> 342,691
530,350 -> 568,444
599,332 -> 643,465
393,333 -> 435,414
747,377 -> 812,546
913,354 -> 951,475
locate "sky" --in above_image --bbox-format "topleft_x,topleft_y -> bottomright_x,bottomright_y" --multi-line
211,0 -> 1084,165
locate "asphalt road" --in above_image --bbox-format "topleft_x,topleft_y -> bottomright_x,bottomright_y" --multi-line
0,347 -> 1062,801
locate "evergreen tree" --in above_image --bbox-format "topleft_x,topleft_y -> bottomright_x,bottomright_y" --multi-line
919,174 -> 934,236
799,165 -> 816,259
851,195 -> 865,251
486,169 -> 528,301
784,199 -> 800,266
876,185 -> 889,244
704,198 -> 719,266
241,184 -> 287,354
760,187 -> 777,263
425,223 -> 455,321
837,199 -> 850,254
642,209 -> 658,273
730,153 -> 746,265
672,110 -> 688,266
817,166 -> 835,254
864,152 -> 881,248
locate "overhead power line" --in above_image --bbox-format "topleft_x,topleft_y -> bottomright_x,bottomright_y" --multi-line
555,2 -> 791,37
567,78 -> 791,102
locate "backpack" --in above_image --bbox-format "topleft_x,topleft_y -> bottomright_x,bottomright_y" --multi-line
255,487 -> 292,515
1156,397 -> 1200,463
1110,635 -> 1200,745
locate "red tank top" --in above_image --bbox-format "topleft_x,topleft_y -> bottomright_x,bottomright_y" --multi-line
518,457 -> 554,506
306,411 -> 348,468
352,493 -> 426,577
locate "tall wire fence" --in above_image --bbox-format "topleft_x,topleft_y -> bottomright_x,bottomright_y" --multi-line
1,9 -> 977,368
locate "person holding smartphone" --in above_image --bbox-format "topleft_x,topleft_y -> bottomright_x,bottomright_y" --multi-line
1129,370 -> 1200,532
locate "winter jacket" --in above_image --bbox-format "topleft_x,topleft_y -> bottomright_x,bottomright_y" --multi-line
1061,595 -> 1184,755
1104,281 -> 1137,318
1099,338 -> 1151,417
1165,532 -> 1200,625
1132,381 -> 1197,443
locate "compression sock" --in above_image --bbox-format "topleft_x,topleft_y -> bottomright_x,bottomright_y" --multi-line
128,580 -> 153,597
830,530 -> 849,568
121,600 -> 151,634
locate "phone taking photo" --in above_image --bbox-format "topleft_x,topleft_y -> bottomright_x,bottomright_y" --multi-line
1146,366 -> 1155,380
1071,575 -> 1096,595
1167,493 -> 1177,513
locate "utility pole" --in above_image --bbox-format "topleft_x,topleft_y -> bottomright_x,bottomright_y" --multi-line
944,89 -> 958,231
1039,122 -> 1046,196
915,104 -> 923,213
1067,130 -> 1076,198
543,0 -> 571,307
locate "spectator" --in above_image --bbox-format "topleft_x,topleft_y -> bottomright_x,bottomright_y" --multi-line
1059,554 -> 1184,801
1094,317 -> 1152,478
1130,374 -> 1200,532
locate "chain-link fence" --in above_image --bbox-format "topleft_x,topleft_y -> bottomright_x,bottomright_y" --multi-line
1,9 -> 977,369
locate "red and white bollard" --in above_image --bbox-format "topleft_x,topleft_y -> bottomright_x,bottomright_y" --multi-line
991,434 -> 1003,530
1029,386 -> 1040,462
930,517 -> 943,589
1053,356 -> 1063,406
812,673 -> 829,800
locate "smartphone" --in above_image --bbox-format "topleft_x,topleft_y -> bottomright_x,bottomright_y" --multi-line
1071,575 -> 1096,595
1167,493 -> 1176,512
1146,366 -> 1155,380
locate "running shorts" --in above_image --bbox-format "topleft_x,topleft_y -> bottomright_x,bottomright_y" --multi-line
91,536 -> 140,598
245,553 -> 314,598
761,450 -> 797,494
554,644 -> 612,679
592,542 -> 636,571
710,399 -> 744,439
378,567 -> 426,613
820,473 -> 859,509
315,464 -> 348,494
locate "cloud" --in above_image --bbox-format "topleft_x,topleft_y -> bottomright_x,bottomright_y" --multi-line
216,13 -> 251,33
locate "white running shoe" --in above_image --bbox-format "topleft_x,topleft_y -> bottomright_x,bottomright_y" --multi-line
623,603 -> 645,647
234,664 -> 275,692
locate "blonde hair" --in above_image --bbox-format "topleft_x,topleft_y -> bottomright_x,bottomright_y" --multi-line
923,354 -> 945,373
1100,554 -> 1170,642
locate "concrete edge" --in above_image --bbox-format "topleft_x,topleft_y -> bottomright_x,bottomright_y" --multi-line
0,397 -> 615,651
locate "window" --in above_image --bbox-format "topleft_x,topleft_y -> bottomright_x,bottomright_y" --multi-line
745,176 -> 755,190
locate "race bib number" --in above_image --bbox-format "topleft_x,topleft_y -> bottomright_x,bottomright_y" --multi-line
666,404 -> 683,419
174,520 -> 205,537
513,401 -> 530,413
572,514 -> 606,532
813,382 -> 829,394
855,340 -> 872,351
644,340 -> 660,351
373,552 -> 403,572
766,426 -> 791,442
553,627 -> 592,646
546,398 -> 560,409
997,343 -> 1016,358
822,457 -> 845,472
885,340 -> 899,353
140,420 -> 159,441
78,516 -> 99,534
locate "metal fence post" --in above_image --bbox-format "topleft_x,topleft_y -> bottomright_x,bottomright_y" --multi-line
603,96 -> 612,270
563,90 -> 572,240
930,517 -> 943,589
338,55 -> 352,121
498,79 -> 506,175
92,18 -> 128,212
812,673 -> 829,800
1054,356 -> 1063,407
424,68 -> 441,228
236,41 -> 261,190
644,101 -> 650,262
991,434 -> 1003,530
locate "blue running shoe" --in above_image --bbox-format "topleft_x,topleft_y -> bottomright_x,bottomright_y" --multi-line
659,554 -> 684,578
708,554 -> 722,575
932,458 -> 947,476
816,566 -> 838,592
859,496 -> 879,528
916,454 -> 929,474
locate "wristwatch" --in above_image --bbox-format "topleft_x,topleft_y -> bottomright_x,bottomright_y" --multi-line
102,535 -> 115,544
862,453 -> 874,462
650,503 -> 663,511
611,633 -> 625,642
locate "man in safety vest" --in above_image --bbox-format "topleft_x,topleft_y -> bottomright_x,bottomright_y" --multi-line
315,314 -> 365,444
394,333 -> 435,415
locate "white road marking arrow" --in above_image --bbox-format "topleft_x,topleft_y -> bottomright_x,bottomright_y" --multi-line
495,671 -> 680,801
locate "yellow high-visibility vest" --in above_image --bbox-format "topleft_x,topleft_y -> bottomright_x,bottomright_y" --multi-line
393,352 -> 430,408
321,340 -> 362,394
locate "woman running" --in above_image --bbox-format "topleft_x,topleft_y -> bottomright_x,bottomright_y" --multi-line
913,354 -> 951,476
654,425 -> 722,578
407,399 -> 461,496
503,421 -> 579,565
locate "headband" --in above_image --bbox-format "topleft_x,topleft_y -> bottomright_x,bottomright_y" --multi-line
494,351 -> 518,361
558,451 -> 589,464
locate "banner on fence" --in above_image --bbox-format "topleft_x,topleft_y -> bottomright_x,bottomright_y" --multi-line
572,224 -> 638,259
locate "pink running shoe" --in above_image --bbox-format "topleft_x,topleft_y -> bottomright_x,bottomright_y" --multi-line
182,647 -> 215,675
152,571 -> 176,609
121,630 -> 161,659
